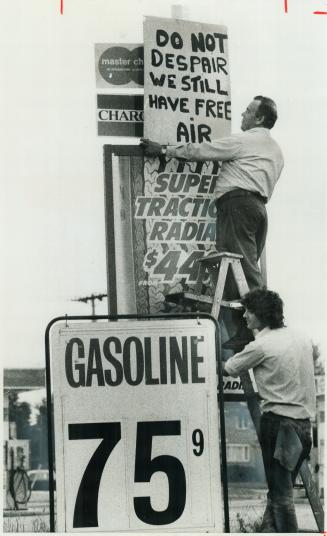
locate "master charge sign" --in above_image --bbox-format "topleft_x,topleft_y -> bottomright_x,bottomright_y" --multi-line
50,317 -> 224,532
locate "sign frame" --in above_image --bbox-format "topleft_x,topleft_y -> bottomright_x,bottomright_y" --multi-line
103,144 -> 222,314
45,312 -> 229,532
103,144 -> 259,401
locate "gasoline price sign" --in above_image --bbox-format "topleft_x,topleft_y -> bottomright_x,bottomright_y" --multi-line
50,318 -> 223,532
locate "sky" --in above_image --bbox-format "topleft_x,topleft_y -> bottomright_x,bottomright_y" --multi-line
1,0 -> 326,390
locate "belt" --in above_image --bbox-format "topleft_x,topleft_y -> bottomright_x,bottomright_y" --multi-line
216,188 -> 268,205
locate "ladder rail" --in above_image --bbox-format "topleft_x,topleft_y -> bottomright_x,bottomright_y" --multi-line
211,258 -> 229,318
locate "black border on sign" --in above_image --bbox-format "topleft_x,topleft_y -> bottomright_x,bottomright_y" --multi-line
103,144 -> 142,315
45,312 -> 229,533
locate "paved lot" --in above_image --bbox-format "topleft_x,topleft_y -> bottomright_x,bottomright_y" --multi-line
3,490 -> 321,532
229,498 -> 318,532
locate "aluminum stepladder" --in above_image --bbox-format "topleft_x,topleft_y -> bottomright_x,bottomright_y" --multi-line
167,250 -> 324,532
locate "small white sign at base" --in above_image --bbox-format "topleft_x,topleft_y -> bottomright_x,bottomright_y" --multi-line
51,317 -> 223,532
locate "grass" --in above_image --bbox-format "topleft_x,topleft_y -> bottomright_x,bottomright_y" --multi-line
32,517 -> 50,532
3,515 -> 50,532
235,512 -> 262,532
3,517 -> 25,533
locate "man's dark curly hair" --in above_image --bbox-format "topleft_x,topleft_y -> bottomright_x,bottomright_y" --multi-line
241,288 -> 285,329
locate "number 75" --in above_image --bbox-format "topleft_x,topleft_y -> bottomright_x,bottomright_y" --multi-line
68,420 -> 204,528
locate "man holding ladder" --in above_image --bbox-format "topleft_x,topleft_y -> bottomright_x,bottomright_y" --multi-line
141,100 -> 319,532
223,288 -> 316,532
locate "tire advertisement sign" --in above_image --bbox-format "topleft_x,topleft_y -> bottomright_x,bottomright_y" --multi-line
50,318 -> 223,532
104,147 -> 244,396
95,44 -> 144,88
104,147 -> 221,315
139,159 -> 219,285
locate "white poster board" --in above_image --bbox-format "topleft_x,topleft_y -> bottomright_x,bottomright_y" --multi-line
51,317 -> 223,532
144,16 -> 231,144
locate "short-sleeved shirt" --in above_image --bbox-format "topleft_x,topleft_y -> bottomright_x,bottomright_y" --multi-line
166,127 -> 284,201
224,326 -> 316,419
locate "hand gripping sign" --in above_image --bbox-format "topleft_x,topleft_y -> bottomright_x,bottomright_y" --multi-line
47,315 -> 227,532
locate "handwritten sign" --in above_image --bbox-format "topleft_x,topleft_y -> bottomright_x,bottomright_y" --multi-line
144,17 -> 231,144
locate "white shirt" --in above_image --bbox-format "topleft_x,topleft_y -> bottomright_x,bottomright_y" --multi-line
224,326 -> 316,419
166,127 -> 284,200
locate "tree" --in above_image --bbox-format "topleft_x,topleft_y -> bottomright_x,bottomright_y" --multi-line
8,391 -> 32,439
29,398 -> 48,469
312,342 -> 324,376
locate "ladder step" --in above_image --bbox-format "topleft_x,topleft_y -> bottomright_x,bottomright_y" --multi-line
198,250 -> 243,265
169,249 -> 324,532
165,292 -> 213,306
165,292 -> 243,310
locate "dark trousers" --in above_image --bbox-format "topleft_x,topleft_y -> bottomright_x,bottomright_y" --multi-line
259,412 -> 312,532
216,192 -> 268,299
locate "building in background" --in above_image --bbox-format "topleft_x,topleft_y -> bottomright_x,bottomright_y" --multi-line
3,368 -> 324,498
3,369 -> 46,509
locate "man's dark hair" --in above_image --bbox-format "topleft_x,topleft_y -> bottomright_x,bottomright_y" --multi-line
254,96 -> 278,129
241,288 -> 285,329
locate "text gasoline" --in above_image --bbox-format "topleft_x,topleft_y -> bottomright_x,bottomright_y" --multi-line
65,335 -> 207,387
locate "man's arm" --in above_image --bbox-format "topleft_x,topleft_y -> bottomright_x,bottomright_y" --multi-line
222,362 -> 230,376
224,340 -> 265,377
139,139 -> 165,158
140,137 -> 241,161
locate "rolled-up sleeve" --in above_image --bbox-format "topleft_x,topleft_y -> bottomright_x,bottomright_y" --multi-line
224,340 -> 265,377
166,136 -> 242,162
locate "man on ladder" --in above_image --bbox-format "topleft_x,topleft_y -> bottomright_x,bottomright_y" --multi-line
223,287 -> 316,532
141,95 -> 284,348
141,98 -> 283,286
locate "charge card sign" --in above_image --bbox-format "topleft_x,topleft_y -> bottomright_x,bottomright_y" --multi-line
51,318 -> 223,532
97,95 -> 144,137
95,44 -> 144,88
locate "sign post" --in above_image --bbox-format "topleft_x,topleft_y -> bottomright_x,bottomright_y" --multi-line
46,314 -> 227,532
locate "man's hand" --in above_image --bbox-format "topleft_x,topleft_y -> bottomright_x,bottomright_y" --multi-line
140,138 -> 163,157
222,362 -> 229,377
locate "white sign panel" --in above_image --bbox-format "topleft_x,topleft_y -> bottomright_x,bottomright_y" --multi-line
144,16 -> 231,144
51,318 -> 223,532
